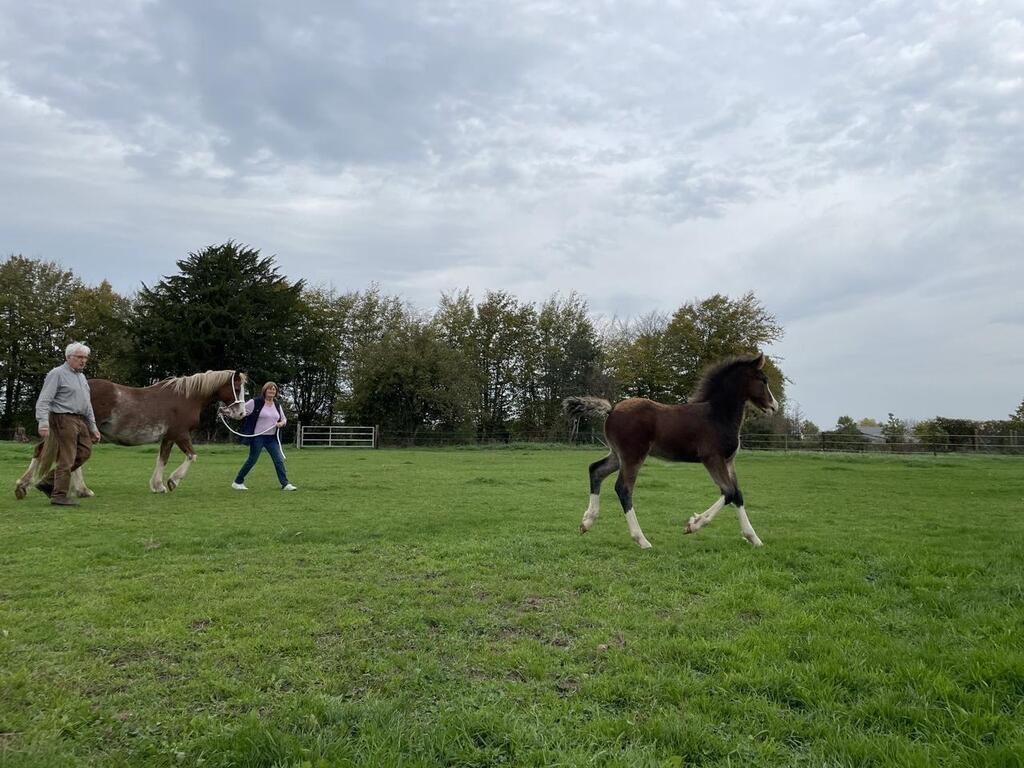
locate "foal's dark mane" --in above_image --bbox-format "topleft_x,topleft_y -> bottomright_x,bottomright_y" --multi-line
689,354 -> 760,405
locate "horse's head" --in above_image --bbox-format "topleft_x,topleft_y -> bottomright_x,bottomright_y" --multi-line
216,371 -> 248,420
742,353 -> 779,415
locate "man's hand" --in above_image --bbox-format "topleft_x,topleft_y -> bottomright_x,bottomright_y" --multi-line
38,426 -> 49,439
91,431 -> 101,443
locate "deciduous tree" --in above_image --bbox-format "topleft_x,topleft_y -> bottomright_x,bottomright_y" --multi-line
0,256 -> 80,428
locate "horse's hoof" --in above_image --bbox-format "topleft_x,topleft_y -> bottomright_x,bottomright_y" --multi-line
167,480 -> 177,492
15,486 -> 26,500
76,490 -> 95,498
745,535 -> 763,547
683,525 -> 694,535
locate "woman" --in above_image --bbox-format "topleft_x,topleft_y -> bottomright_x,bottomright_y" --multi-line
232,382 -> 297,491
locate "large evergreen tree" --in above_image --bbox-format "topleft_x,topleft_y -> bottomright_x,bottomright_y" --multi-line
133,242 -> 304,386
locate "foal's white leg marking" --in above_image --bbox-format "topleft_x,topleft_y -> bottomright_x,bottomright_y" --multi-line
580,493 -> 601,533
150,455 -> 168,493
624,508 -> 652,549
685,495 -> 726,534
15,458 -> 38,499
167,454 -> 196,491
737,506 -> 763,547
70,468 -> 95,498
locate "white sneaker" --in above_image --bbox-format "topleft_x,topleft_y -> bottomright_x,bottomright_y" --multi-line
282,483 -> 298,491
231,482 -> 248,490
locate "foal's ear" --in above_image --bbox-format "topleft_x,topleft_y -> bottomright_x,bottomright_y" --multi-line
755,353 -> 766,369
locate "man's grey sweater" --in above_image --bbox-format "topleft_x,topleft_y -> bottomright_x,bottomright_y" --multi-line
35,363 -> 97,432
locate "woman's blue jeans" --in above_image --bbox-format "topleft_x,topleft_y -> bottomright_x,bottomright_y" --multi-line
235,435 -> 289,486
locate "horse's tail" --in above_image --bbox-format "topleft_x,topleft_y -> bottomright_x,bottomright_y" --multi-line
32,435 -> 58,483
562,396 -> 613,421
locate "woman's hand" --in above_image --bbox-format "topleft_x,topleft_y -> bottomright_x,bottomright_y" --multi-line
277,420 -> 285,427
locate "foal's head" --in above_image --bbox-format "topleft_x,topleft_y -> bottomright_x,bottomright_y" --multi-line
692,353 -> 779,415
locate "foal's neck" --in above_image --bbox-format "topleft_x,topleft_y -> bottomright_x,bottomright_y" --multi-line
711,398 -> 747,431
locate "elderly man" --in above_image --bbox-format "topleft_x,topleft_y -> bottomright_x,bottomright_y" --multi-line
35,342 -> 102,506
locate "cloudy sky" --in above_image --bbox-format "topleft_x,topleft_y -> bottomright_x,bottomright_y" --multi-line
2,0 -> 1021,426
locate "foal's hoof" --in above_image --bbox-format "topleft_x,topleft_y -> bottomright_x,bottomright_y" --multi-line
744,534 -> 764,547
167,479 -> 177,492
15,485 -> 27,500
579,524 -> 588,535
76,489 -> 96,498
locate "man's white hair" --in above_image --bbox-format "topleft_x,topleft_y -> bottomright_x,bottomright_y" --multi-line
65,342 -> 91,359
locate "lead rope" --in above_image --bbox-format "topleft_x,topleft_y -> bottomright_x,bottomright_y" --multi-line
216,378 -> 287,459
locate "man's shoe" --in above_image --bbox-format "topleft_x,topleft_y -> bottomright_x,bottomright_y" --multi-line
50,496 -> 79,507
231,482 -> 248,490
36,481 -> 54,497
282,483 -> 298,491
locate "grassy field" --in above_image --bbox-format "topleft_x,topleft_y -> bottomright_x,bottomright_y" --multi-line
1,442 -> 1023,767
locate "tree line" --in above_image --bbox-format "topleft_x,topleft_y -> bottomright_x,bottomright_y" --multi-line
2,243 -> 791,440
5,242 -> 1021,443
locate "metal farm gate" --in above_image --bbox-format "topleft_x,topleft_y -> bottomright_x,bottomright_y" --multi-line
297,424 -> 378,449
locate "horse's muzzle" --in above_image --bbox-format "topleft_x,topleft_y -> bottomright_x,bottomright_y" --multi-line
219,403 -> 246,420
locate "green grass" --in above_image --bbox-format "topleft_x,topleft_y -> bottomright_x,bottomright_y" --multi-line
1,443 -> 1023,767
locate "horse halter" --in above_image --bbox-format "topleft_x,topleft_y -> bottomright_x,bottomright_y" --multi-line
229,373 -> 246,409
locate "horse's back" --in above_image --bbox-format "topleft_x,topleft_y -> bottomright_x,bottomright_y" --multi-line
607,397 -> 710,463
89,379 -> 182,445
606,398 -> 671,457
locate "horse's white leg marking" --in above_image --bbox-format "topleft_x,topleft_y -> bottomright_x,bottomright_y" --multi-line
580,493 -> 601,533
624,508 -> 652,549
15,458 -> 38,500
737,506 -> 763,547
685,495 -> 726,534
150,455 -> 168,493
70,468 -> 95,498
167,454 -> 196,491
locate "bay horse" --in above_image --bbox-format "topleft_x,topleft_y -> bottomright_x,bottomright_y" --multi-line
564,353 -> 778,549
15,370 -> 248,498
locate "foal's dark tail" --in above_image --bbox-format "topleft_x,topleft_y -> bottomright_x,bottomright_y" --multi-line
562,396 -> 613,420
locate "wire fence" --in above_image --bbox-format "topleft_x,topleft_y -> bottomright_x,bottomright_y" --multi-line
3,427 -> 1022,455
368,430 -> 1024,455
738,433 -> 1024,455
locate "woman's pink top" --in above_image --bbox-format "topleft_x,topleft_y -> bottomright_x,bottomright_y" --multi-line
243,399 -> 287,436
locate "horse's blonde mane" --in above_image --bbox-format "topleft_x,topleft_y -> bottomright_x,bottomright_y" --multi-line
158,370 -> 243,399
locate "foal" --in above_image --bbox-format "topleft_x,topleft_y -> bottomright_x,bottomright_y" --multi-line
564,353 -> 778,549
